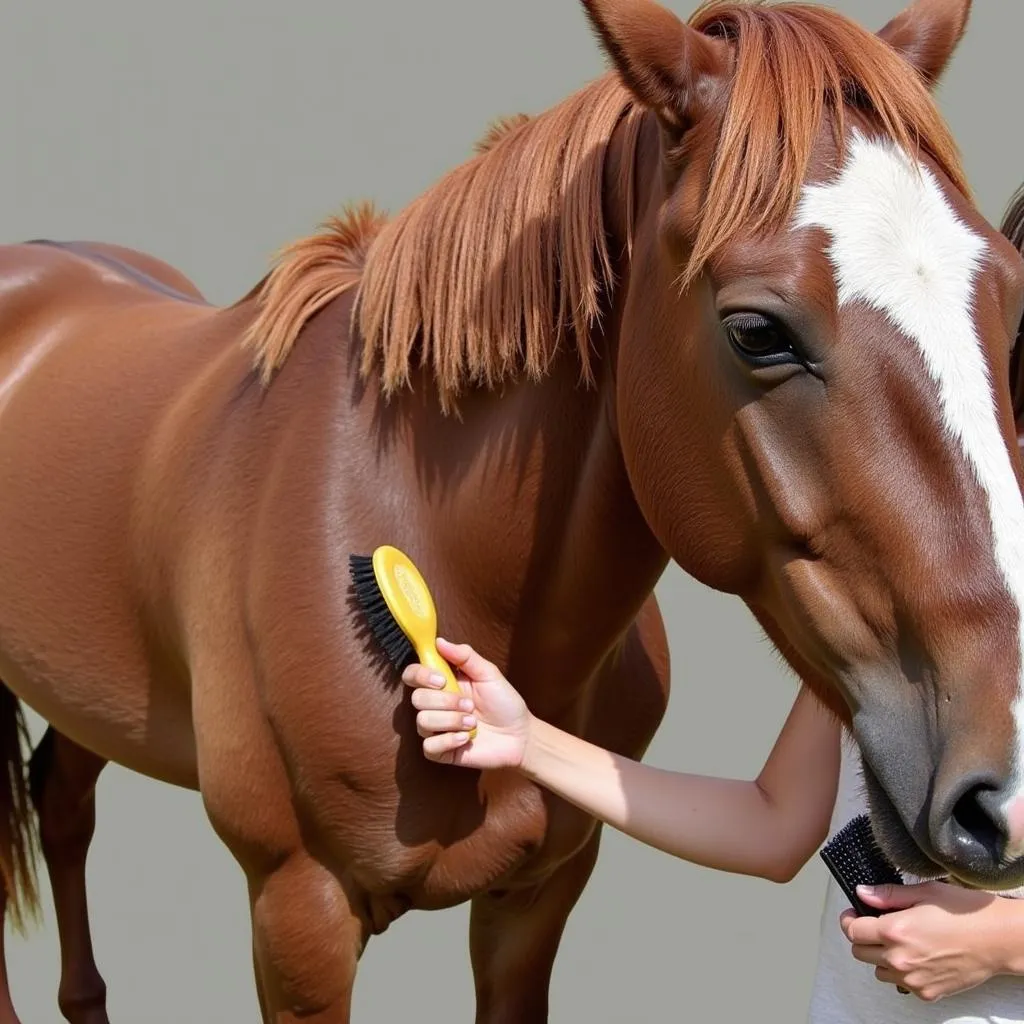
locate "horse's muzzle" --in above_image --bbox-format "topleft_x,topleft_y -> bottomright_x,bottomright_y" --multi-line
929,770 -> 1024,886
856,734 -> 1024,890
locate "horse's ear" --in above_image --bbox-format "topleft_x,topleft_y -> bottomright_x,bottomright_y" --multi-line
579,0 -> 730,133
877,0 -> 972,88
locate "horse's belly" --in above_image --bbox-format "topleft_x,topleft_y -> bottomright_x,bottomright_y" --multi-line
0,647 -> 198,789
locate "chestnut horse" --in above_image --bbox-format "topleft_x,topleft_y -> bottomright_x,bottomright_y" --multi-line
2,0 -> 1024,1020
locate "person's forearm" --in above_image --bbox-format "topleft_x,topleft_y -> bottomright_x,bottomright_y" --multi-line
521,712 -> 819,881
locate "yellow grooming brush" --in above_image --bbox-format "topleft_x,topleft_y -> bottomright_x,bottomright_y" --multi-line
349,545 -> 476,738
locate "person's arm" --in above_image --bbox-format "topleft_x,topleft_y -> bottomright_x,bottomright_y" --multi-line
404,637 -> 841,883
522,683 -> 839,881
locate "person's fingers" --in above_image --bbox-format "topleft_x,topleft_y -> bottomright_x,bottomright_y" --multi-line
402,664 -> 446,689
840,911 -> 883,947
436,638 -> 498,682
416,710 -> 477,737
849,943 -> 884,967
410,689 -> 473,713
874,966 -> 904,987
857,882 -> 931,911
423,731 -> 471,760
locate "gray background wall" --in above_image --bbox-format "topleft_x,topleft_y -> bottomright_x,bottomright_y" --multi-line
0,1 -> 1020,1021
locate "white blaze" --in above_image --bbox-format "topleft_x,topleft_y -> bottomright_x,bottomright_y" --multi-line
794,131 -> 1024,836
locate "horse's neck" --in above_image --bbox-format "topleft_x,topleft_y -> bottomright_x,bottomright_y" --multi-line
501,381 -> 669,718
500,115 -> 669,711
314,113 -> 666,718
344,341 -> 667,719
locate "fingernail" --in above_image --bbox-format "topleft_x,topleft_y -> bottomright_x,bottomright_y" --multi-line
429,673 -> 445,687
458,698 -> 474,712
856,885 -> 875,896
462,716 -> 476,729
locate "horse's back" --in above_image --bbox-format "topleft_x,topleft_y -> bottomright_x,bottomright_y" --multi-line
22,239 -> 209,302
0,238 -> 211,369
0,240 -> 229,786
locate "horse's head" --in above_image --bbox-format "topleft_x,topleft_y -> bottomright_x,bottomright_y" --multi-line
585,0 -> 1024,888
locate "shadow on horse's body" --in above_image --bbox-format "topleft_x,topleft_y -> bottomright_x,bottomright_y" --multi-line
2,1 -> 1024,1021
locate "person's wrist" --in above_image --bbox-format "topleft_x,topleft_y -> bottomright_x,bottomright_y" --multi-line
987,897 -> 1024,977
518,712 -> 543,777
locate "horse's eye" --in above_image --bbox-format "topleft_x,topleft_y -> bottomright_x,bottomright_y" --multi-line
723,312 -> 797,366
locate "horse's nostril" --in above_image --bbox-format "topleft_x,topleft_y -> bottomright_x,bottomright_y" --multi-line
951,781 -> 1005,862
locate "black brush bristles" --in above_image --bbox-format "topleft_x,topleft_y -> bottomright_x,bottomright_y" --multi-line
819,814 -> 904,917
349,554 -> 416,672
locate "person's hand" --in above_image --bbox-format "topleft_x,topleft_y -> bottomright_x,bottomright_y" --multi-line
401,637 -> 533,769
840,880 -> 1023,1002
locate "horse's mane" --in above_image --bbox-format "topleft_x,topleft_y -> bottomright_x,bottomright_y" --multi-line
683,1 -> 968,281
1002,183 -> 1024,258
243,1 -> 969,413
473,113 -> 533,155
1001,182 -> 1024,420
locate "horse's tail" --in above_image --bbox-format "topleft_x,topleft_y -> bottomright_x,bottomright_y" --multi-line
0,684 -> 40,935
1001,182 -> 1024,421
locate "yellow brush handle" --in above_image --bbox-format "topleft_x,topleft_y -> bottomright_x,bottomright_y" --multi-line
415,642 -> 477,740
368,544 -> 477,742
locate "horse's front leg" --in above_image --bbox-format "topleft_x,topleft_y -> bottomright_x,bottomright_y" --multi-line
29,728 -> 109,1024
208,777 -> 368,1024
248,852 -> 366,1023
469,599 -> 671,1022
469,827 -> 603,1024
250,925 -> 271,1024
193,652 -> 370,1024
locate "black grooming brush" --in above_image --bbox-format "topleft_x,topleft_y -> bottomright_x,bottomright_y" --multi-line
819,813 -> 904,917
820,814 -> 911,994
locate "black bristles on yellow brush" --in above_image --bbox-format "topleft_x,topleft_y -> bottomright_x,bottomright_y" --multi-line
349,545 -> 476,738
349,553 -> 416,671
